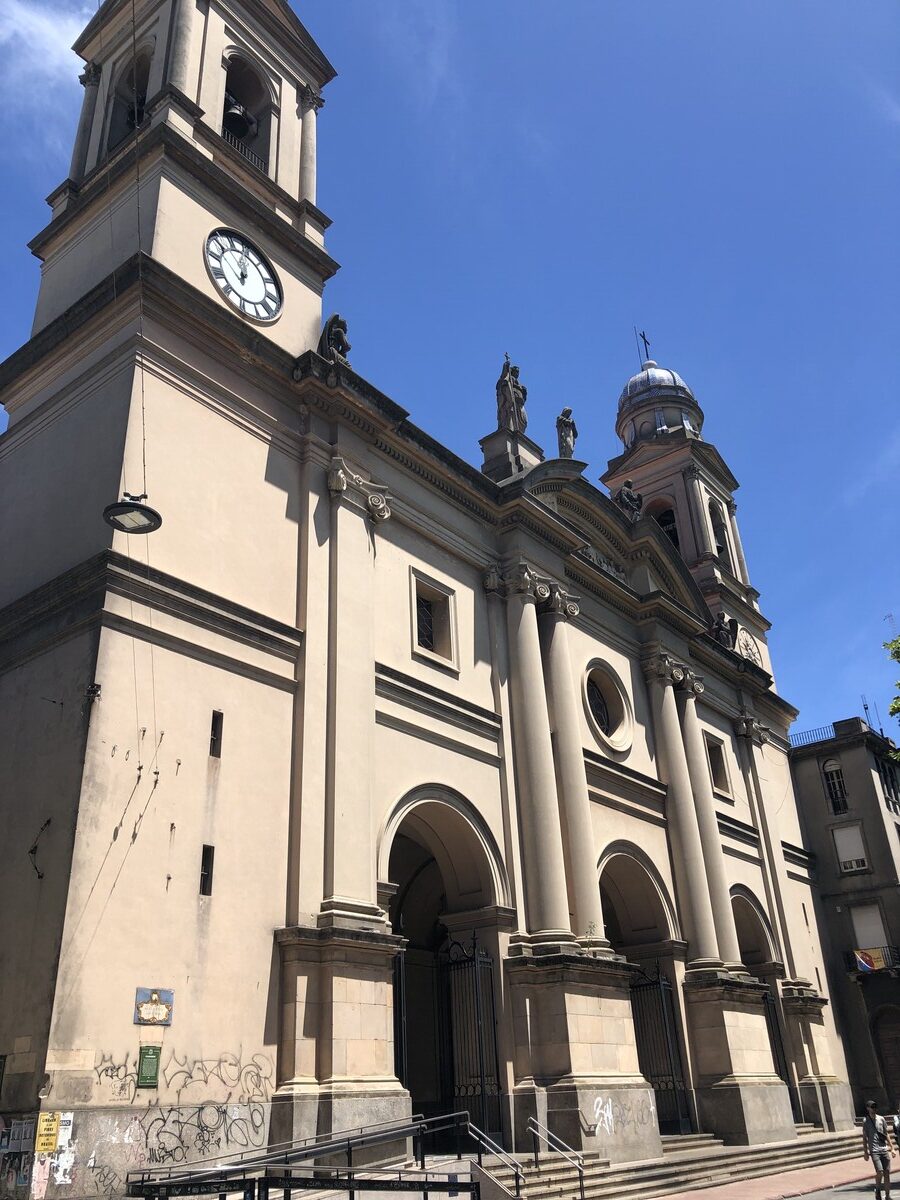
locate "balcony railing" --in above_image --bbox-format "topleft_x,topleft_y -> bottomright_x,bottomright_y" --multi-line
844,946 -> 900,973
221,127 -> 267,174
789,724 -> 836,748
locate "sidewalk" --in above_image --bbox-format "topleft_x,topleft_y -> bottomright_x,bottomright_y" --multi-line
659,1156 -> 872,1200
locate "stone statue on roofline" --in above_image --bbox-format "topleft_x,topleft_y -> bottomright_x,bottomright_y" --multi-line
712,611 -> 736,649
318,313 -> 351,366
613,478 -> 643,521
556,407 -> 577,458
496,354 -> 528,434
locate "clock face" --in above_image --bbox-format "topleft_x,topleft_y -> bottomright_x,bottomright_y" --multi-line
205,229 -> 282,322
738,629 -> 762,666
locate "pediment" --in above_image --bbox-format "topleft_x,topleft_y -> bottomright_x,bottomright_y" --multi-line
526,468 -> 711,622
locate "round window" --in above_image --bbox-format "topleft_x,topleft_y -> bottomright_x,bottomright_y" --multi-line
583,662 -> 634,754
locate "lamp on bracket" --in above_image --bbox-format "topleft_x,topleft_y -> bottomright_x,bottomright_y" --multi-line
103,492 -> 162,534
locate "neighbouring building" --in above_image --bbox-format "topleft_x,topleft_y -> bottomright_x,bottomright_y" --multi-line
0,0 -> 853,1195
790,718 -> 900,1110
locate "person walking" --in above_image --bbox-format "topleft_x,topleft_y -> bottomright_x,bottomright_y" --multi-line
863,1099 -> 896,1200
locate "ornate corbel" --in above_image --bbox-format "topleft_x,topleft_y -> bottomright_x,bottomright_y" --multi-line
482,564 -> 503,595
326,456 -> 392,523
735,712 -> 770,746
80,62 -> 102,88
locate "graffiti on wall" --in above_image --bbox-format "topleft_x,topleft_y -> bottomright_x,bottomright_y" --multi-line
592,1092 -> 656,1139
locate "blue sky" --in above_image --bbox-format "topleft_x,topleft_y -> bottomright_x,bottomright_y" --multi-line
1,1 -> 898,737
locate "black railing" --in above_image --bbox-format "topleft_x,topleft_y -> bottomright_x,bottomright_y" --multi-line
221,127 -> 267,173
789,724 -> 836,748
127,1111 -> 524,1199
844,947 -> 900,973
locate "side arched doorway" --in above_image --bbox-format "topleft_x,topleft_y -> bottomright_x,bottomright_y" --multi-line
874,1008 -> 900,1109
382,789 -> 508,1141
730,889 -> 800,1121
599,848 -> 692,1133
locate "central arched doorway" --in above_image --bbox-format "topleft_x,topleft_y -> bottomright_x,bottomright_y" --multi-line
382,789 -> 508,1141
599,846 -> 692,1134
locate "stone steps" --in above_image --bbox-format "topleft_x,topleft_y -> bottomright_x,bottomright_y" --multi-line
488,1128 -> 858,1200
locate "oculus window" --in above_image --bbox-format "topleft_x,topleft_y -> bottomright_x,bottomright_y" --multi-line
583,661 -> 633,754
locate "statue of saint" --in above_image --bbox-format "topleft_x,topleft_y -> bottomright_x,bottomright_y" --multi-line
712,611 -> 736,649
318,314 -> 351,366
613,479 -> 643,521
556,407 -> 577,459
496,354 -> 528,434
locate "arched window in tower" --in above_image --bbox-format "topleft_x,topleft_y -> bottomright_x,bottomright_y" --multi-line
708,499 -> 734,572
653,508 -> 680,552
106,49 -> 152,153
222,57 -> 271,172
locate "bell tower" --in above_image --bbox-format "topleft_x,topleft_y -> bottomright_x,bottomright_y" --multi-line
601,359 -> 773,676
30,0 -> 337,353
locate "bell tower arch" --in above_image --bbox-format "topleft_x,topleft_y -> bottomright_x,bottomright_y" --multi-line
601,358 -> 773,677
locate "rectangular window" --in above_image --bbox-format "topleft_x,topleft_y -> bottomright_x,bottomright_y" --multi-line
823,761 -> 847,814
815,968 -> 822,991
416,594 -> 435,652
199,844 -> 215,896
851,902 -> 887,950
704,735 -> 731,796
409,568 -> 458,670
209,710 -> 223,758
832,824 -> 867,873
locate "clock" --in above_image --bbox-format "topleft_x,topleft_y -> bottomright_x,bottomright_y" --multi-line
204,228 -> 282,322
737,629 -> 762,666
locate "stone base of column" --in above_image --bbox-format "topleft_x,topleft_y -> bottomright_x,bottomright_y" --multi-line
684,974 -> 795,1145
479,428 -> 544,482
274,922 -> 410,1155
795,1077 -> 854,1131
508,930 -> 583,957
505,953 -> 662,1161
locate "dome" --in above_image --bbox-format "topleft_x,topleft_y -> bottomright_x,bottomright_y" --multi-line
618,360 -> 695,412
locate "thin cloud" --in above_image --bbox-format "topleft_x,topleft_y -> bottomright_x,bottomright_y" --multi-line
369,1 -> 460,113
843,425 -> 900,506
866,81 -> 900,127
0,0 -> 91,158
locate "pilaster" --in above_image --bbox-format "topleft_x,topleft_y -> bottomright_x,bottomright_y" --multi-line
69,62 -> 102,183
299,85 -> 323,204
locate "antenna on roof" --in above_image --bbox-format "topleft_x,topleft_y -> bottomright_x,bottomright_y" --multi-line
873,697 -> 886,738
862,694 -> 871,728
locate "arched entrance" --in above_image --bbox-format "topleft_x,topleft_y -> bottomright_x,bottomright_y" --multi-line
599,847 -> 691,1133
874,1008 -> 900,1109
382,789 -> 508,1139
730,888 -> 799,1120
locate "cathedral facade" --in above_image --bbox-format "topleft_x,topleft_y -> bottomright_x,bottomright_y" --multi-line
0,0 -> 852,1193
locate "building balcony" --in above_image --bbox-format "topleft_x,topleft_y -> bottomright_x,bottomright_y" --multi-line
845,946 -> 900,974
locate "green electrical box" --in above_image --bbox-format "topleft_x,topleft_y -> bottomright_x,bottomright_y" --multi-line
137,1045 -> 161,1088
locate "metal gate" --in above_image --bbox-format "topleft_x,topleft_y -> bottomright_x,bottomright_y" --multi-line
763,990 -> 802,1122
630,967 -> 692,1134
394,933 -> 503,1142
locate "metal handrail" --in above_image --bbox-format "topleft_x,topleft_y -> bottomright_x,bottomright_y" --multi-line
526,1117 -> 585,1200
466,1120 -> 525,1197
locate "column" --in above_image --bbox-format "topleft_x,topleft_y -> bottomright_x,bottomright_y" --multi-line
501,563 -> 575,950
300,85 -> 323,204
538,584 -> 608,947
727,500 -> 751,585
683,464 -> 714,559
677,672 -> 743,969
69,63 -> 101,182
643,654 -> 720,967
167,0 -> 193,95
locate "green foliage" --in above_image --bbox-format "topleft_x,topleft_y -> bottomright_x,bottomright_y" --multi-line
885,638 -> 900,759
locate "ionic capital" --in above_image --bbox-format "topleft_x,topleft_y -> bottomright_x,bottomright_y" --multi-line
676,668 -> 705,698
80,61 -> 102,88
735,713 -> 770,746
642,653 -> 686,687
539,583 -> 580,621
326,455 -> 392,522
299,84 -> 324,113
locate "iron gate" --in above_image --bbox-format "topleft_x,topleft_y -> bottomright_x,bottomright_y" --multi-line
394,933 -> 503,1143
763,990 -> 802,1122
630,967 -> 692,1134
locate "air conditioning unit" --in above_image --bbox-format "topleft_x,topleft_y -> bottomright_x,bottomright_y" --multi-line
841,858 -> 867,871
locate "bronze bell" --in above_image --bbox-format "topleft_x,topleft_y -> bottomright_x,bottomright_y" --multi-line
223,94 -> 253,139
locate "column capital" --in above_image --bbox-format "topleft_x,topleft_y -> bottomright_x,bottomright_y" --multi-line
326,455 -> 391,522
80,61 -> 102,88
498,561 -> 552,604
726,497 -> 738,517
642,652 -> 687,687
539,582 -> 580,620
299,84 -> 324,113
735,713 -> 770,745
676,668 -> 705,698
683,463 -> 702,482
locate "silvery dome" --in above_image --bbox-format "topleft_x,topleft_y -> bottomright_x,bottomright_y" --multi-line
618,360 -> 695,412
